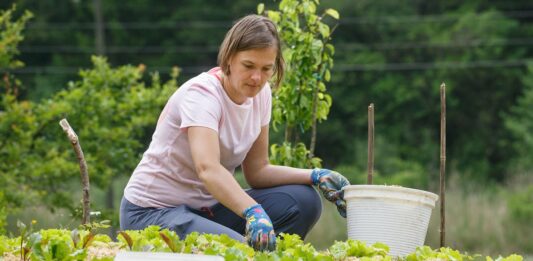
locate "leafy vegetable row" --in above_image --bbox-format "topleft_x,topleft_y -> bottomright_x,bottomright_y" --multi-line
0,225 -> 523,261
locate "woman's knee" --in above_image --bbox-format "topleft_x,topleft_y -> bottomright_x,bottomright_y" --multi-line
248,184 -> 322,237
265,185 -> 322,227
278,185 -> 322,238
289,185 -> 322,223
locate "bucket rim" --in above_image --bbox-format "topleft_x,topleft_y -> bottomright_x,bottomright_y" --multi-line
342,184 -> 439,201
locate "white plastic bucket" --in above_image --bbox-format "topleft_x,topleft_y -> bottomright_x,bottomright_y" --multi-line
343,185 -> 439,256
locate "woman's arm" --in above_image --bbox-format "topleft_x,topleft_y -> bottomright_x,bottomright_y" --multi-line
241,126 -> 313,188
188,126 -> 256,217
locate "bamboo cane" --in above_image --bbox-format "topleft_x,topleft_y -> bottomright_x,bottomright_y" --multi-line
439,83 -> 447,247
367,103 -> 374,184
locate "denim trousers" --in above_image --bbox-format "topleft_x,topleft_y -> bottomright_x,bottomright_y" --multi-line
120,184 -> 322,242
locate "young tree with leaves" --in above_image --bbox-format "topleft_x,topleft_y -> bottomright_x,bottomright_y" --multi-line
259,0 -> 338,168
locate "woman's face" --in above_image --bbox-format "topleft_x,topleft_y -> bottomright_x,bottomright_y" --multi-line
223,47 -> 277,104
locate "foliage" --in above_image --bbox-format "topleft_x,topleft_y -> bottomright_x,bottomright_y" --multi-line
507,184 -> 533,221
505,184 -> 533,253
0,56 -> 179,228
260,0 -> 338,168
2,0 -> 532,184
3,225 -> 113,261
320,1 -> 529,182
34,57 -> 177,218
269,142 -> 322,168
504,63 -> 533,171
0,0 -> 258,100
334,159 -> 428,189
0,5 -> 182,230
0,4 -> 33,234
0,93 -> 40,229
329,239 -> 390,260
34,57 -> 179,189
0,226 -> 524,261
0,5 -> 32,71
405,246 -> 478,261
117,225 -> 181,253
0,0 -> 532,256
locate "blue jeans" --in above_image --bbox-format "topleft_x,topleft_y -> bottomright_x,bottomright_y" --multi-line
120,184 -> 322,242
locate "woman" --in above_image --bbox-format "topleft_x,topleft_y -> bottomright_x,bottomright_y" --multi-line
120,14 -> 349,251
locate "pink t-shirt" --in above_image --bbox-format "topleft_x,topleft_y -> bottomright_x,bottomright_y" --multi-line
124,67 -> 271,209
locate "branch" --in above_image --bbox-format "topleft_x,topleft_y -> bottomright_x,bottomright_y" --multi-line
309,67 -> 321,160
59,118 -> 90,225
309,20 -> 338,160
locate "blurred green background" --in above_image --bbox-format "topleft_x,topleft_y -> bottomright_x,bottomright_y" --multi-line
1,0 -> 532,257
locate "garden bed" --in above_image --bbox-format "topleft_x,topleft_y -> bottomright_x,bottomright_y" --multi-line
0,225 -> 523,261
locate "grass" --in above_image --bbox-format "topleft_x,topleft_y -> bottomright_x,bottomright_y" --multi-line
426,174 -> 533,257
305,196 -> 347,250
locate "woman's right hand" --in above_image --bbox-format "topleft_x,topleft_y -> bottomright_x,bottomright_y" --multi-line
311,168 -> 350,218
243,204 -> 276,251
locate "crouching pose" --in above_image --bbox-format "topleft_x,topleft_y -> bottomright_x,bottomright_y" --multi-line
120,14 -> 350,251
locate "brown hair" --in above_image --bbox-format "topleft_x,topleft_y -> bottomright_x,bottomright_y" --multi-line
217,14 -> 285,88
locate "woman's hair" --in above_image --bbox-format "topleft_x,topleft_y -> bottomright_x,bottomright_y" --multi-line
217,14 -> 285,88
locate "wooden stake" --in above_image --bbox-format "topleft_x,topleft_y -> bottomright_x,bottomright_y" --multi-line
439,83 -> 447,247
367,103 -> 374,184
59,119 -> 90,225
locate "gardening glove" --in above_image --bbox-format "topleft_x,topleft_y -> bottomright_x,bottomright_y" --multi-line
243,204 -> 276,251
311,168 -> 350,218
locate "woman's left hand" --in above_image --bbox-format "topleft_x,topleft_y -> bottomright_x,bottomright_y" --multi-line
243,204 -> 276,251
311,168 -> 350,218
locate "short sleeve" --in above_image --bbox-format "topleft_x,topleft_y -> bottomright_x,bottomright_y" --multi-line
261,83 -> 272,127
179,84 -> 221,132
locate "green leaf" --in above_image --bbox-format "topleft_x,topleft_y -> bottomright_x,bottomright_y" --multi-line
118,231 -> 133,250
159,232 -> 174,252
325,8 -> 339,19
324,69 -> 331,82
257,3 -> 265,14
82,232 -> 95,249
372,242 -> 389,253
317,23 -> 330,38
267,10 -> 281,23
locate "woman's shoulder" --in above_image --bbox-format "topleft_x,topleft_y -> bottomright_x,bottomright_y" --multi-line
180,69 -> 221,94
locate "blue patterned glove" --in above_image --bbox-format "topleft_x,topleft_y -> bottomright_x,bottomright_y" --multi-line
311,168 -> 350,218
243,204 -> 276,251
